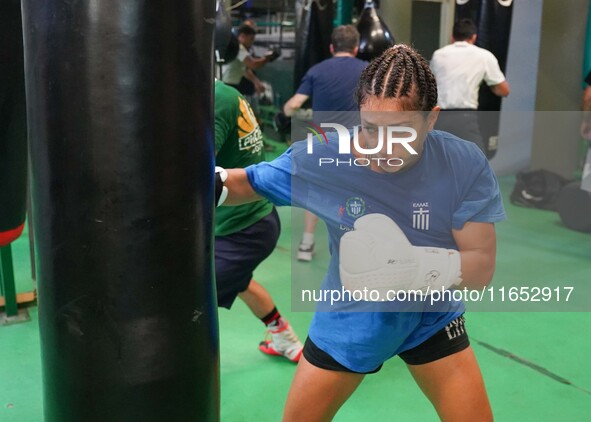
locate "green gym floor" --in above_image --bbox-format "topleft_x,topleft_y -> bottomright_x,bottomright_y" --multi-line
1,139 -> 590,421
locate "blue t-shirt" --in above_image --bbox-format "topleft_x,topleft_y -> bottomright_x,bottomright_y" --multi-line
297,56 -> 368,127
245,130 -> 506,372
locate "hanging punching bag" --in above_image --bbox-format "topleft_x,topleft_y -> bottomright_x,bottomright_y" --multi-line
456,0 -> 513,159
455,0 -> 481,25
558,182 -> 591,233
294,0 -> 334,90
0,0 -> 28,248
473,0 -> 512,90
21,1 -> 219,421
214,0 -> 238,64
356,0 -> 396,62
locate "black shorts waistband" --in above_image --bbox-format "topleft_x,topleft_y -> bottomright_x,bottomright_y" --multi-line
440,108 -> 478,111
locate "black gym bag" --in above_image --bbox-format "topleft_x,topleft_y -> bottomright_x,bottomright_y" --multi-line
510,169 -> 569,211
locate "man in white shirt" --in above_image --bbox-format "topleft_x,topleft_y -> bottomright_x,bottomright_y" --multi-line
430,19 -> 510,152
221,24 -> 274,95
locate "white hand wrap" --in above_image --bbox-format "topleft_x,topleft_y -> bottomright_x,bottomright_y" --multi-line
215,166 -> 228,206
339,214 -> 462,299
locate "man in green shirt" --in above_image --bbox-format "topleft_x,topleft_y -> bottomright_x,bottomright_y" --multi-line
214,80 -> 303,362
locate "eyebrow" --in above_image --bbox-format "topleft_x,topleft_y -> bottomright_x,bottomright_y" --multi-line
361,119 -> 412,127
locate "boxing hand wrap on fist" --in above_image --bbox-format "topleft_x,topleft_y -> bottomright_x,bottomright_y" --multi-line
339,214 -> 462,299
265,47 -> 281,62
215,166 -> 228,206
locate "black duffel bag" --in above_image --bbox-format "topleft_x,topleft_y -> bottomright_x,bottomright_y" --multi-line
510,169 -> 568,211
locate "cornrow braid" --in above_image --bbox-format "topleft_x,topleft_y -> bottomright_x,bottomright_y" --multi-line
355,44 -> 438,111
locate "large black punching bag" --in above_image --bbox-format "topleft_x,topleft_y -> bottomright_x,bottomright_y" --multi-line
214,0 -> 238,64
356,0 -> 395,62
455,0 -> 481,24
0,0 -> 28,247
294,0 -> 334,90
558,182 -> 591,233
456,0 -> 513,158
21,1 -> 219,421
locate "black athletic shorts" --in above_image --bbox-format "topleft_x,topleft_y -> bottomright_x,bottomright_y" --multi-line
214,207 -> 280,309
303,314 -> 470,374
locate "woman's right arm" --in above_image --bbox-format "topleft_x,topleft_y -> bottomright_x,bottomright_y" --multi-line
224,168 -> 263,205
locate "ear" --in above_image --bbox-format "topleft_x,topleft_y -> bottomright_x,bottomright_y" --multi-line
470,34 -> 477,44
329,44 -> 335,55
353,46 -> 359,56
426,106 -> 440,131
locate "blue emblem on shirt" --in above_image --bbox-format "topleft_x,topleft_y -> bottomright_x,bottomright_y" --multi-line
346,197 -> 366,218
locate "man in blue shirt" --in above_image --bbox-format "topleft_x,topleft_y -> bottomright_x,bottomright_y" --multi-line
284,24 -> 368,126
216,44 -> 504,421
282,24 -> 368,262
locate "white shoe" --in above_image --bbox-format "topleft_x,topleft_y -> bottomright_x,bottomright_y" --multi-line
259,319 -> 303,363
297,242 -> 314,262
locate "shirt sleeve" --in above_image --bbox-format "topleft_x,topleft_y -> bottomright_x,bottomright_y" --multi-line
245,148 -> 293,206
214,90 -> 236,152
483,52 -> 506,86
237,44 -> 249,63
452,158 -> 506,229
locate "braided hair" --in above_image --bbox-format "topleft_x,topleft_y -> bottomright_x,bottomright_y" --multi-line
355,44 -> 438,111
